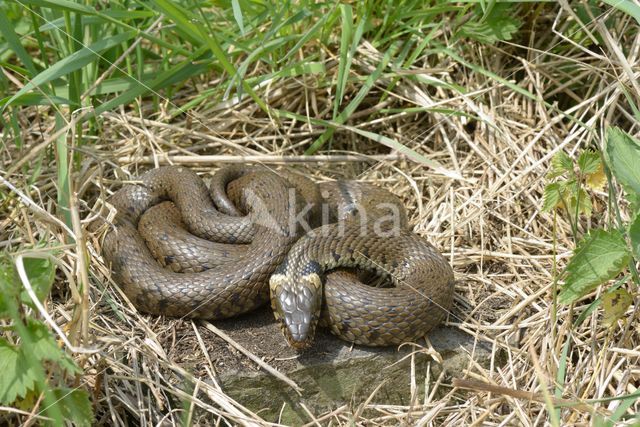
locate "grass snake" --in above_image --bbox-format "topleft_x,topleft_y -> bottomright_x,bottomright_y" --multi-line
96,165 -> 454,348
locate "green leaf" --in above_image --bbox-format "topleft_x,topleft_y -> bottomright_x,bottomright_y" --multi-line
630,212 -> 640,260
578,150 -> 601,175
0,8 -> 37,75
18,0 -> 99,15
93,47 -> 210,116
601,0 -> 640,25
572,276 -> 629,327
305,44 -> 396,154
52,388 -> 94,427
602,288 -> 633,326
542,182 -> 562,212
334,4 -> 354,117
605,127 -> 640,196
0,93 -> 77,108
2,31 -> 137,112
456,4 -> 521,44
0,256 -> 20,317
585,162 -> 606,190
231,0 -> 245,35
24,320 -> 80,375
548,151 -> 574,178
558,229 -> 631,304
626,192 -> 640,216
567,187 -> 592,217
21,257 -> 56,305
0,339 -> 38,405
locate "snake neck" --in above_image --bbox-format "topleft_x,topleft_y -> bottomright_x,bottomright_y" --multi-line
269,223 -> 400,349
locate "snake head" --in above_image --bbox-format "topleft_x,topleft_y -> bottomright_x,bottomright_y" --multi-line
269,260 -> 323,349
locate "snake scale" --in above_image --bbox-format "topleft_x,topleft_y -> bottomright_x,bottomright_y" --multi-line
98,165 -> 454,348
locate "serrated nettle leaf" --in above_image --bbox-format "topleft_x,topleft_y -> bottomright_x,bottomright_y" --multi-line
0,339 -> 38,405
25,320 -> 79,374
630,212 -> 640,260
605,127 -> 640,196
602,288 -> 633,327
52,388 -> 93,427
578,150 -> 601,174
542,182 -> 562,212
551,150 -> 574,176
558,229 -> 631,304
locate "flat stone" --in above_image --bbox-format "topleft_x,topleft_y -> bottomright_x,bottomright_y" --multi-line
189,306 -> 493,424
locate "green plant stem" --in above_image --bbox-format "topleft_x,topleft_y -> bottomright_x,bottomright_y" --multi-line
603,159 -> 640,286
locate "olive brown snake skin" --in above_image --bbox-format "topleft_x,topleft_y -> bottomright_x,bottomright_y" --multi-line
97,165 -> 454,349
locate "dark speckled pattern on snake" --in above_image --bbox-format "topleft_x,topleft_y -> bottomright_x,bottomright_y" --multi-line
96,165 -> 454,348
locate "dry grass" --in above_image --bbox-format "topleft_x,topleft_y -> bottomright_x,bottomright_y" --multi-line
2,4 -> 640,426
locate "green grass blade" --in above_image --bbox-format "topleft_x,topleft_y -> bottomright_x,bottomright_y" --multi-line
20,0 -> 156,34
278,9 -> 333,63
305,45 -> 396,155
231,0 -> 246,35
149,0 -> 267,112
608,392 -> 640,424
93,46 -> 211,116
147,0 -> 203,46
0,9 -> 37,75
601,0 -> 640,24
20,0 -> 98,16
278,109 -> 461,179
0,93 -> 76,107
554,335 -> 570,400
2,30 -> 136,112
439,46 -> 539,101
54,112 -> 71,229
229,34 -> 299,98
170,61 -> 326,117
342,125 -> 462,179
333,4 -> 353,118
264,8 -> 311,42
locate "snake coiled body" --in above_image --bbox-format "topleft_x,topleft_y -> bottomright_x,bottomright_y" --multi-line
98,166 -> 454,348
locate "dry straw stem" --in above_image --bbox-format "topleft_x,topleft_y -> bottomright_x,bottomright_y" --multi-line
452,378 -> 598,415
201,321 -> 303,394
2,4 -> 640,426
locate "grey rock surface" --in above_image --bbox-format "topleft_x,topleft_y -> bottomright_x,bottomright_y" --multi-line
199,307 -> 493,424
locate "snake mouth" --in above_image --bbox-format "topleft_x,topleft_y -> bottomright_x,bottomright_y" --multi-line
283,321 -> 314,350
269,272 -> 323,349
